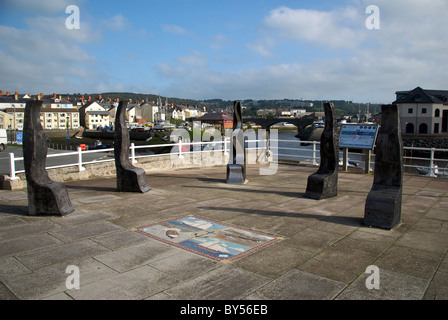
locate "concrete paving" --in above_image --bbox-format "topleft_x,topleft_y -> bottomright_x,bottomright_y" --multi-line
1,163 -> 447,300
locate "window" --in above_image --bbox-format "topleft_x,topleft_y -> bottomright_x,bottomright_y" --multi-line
422,108 -> 427,114
408,108 -> 413,114
434,123 -> 440,134
435,109 -> 440,117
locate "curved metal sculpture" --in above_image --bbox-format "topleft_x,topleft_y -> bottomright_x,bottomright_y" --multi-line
364,104 -> 402,229
114,100 -> 151,193
226,101 -> 247,183
23,100 -> 75,216
304,102 -> 339,200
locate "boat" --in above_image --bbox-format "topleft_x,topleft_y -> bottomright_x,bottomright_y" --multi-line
153,121 -> 176,130
416,164 -> 448,178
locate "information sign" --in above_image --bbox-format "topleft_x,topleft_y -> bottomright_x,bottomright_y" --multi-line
339,124 -> 379,149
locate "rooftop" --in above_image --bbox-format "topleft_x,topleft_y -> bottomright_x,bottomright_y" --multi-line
0,164 -> 447,301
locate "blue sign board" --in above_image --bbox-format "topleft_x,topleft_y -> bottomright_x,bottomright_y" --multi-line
16,132 -> 23,144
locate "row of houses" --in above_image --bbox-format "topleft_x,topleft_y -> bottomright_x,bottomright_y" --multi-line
0,91 -> 206,130
2,87 -> 448,134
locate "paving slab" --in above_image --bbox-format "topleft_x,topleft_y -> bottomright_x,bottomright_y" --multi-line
251,269 -> 346,300
67,265 -> 180,300
3,258 -> 117,300
15,239 -> 111,270
336,268 -> 429,300
164,265 -> 272,300
93,240 -> 182,273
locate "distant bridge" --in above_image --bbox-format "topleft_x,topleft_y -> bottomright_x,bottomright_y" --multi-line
243,116 -> 315,133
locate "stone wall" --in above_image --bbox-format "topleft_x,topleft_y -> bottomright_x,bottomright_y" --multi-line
402,134 -> 448,149
1,151 -> 239,190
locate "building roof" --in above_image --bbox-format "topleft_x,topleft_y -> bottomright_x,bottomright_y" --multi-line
394,87 -> 448,105
195,112 -> 233,121
86,111 -> 110,116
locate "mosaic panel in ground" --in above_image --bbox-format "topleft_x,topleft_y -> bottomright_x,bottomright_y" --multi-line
133,215 -> 283,262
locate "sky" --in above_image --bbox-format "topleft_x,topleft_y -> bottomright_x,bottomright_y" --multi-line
0,0 -> 447,103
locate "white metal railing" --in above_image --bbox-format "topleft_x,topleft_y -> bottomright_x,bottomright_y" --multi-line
403,146 -> 448,178
7,139 -> 448,179
8,139 -> 232,179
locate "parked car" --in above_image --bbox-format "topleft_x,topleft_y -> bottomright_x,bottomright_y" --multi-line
0,129 -> 7,151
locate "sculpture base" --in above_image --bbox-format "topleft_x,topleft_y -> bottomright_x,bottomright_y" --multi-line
226,164 -> 247,184
116,166 -> 151,193
27,180 -> 75,216
304,172 -> 338,200
364,187 -> 402,230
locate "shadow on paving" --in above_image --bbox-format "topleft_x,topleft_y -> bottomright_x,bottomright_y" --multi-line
198,205 -> 364,228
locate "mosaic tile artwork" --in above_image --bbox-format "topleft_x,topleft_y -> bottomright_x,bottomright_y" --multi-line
134,215 -> 283,263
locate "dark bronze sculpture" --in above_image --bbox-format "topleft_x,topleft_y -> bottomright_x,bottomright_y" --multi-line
226,101 -> 247,183
364,104 -> 402,229
23,100 -> 75,216
114,100 -> 151,193
304,102 -> 338,200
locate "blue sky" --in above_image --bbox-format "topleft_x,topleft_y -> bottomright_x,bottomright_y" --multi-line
1,0 -> 447,103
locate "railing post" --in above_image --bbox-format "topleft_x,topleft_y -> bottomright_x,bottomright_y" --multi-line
429,148 -> 436,177
312,141 -> 318,166
9,153 -> 17,180
342,148 -> 349,172
224,137 -> 229,155
77,147 -> 85,172
178,138 -> 183,159
131,143 -> 137,164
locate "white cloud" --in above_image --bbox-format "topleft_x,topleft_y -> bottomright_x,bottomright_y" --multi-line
0,15 -> 99,94
261,6 -> 364,50
156,1 -> 448,103
103,14 -> 130,32
2,0 -> 84,15
161,24 -> 187,35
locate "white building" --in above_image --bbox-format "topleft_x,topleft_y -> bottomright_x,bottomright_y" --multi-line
79,101 -> 110,129
395,87 -> 448,134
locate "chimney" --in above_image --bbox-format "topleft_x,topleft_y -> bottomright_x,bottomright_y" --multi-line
6,91 -> 10,96
37,94 -> 40,101
15,91 -> 19,100
88,96 -> 91,101
59,95 -> 62,101
0,90 -> 3,95
99,94 -> 102,100
40,93 -> 44,98
53,93 -> 56,99
81,96 -> 84,103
